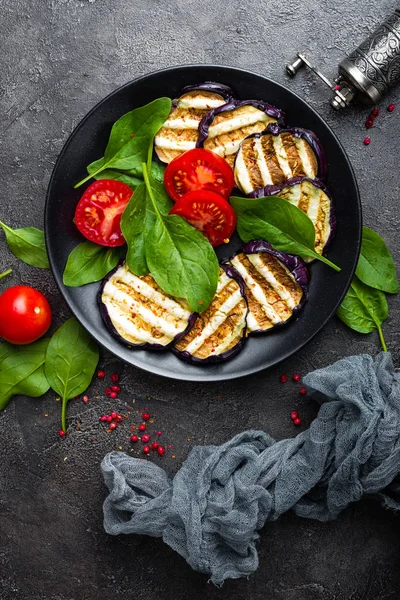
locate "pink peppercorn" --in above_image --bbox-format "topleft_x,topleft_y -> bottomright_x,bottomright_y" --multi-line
111,373 -> 119,383
111,385 -> 121,393
143,445 -> 150,454
151,442 -> 159,450
106,415 -> 113,423
299,387 -> 307,395
364,137 -> 371,145
97,370 -> 105,379
130,435 -> 139,443
139,424 -> 146,432
156,431 -> 162,436
100,415 -> 108,422
292,374 -> 301,382
387,103 -> 395,112
82,395 -> 89,403
105,387 -> 112,396
291,411 -> 298,420
293,417 -> 301,426
142,412 -> 151,421
59,430 -> 66,437
279,374 -> 288,383
109,391 -> 117,399
109,422 -> 117,431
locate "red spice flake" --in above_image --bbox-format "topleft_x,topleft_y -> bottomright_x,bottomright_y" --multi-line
142,412 -> 151,421
138,423 -> 146,432
149,419 -> 155,424
156,431 -> 162,436
291,411 -> 298,420
77,423 -> 81,430
130,133 -> 135,137
387,103 -> 395,112
198,300 -> 204,305
292,373 -> 301,382
111,373 -> 119,383
279,374 -> 288,383
371,108 -> 379,117
293,417 -> 301,426
365,119 -> 374,129
333,84 -> 341,91
299,387 -> 307,396
364,137 -> 371,146
97,370 -> 105,379
167,445 -> 172,449
59,430 -> 66,437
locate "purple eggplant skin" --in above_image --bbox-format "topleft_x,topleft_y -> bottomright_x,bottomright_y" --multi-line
98,262 -> 197,351
234,241 -> 309,335
266,122 -> 328,181
179,81 -> 235,102
196,99 -> 286,148
249,176 -> 337,252
171,263 -> 248,365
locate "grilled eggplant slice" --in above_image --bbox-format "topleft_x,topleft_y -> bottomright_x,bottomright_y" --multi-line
197,100 -> 285,167
251,177 -> 336,256
99,263 -> 196,349
228,241 -> 308,334
234,123 -> 327,194
154,82 -> 232,164
173,265 -> 248,363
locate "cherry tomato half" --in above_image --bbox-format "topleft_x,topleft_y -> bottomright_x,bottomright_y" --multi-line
74,179 -> 132,247
0,286 -> 52,345
164,148 -> 235,202
169,190 -> 236,247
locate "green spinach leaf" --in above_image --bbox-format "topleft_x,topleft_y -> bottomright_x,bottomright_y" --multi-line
45,318 -> 99,432
0,221 -> 50,269
63,241 -> 125,287
143,164 -> 219,312
75,98 -> 171,188
0,339 -> 50,410
88,160 -> 165,190
356,226 -> 398,294
336,275 -> 388,350
230,195 -> 341,272
120,182 -> 149,276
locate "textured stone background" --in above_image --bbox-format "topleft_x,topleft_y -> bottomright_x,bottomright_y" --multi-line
1,0 -> 400,599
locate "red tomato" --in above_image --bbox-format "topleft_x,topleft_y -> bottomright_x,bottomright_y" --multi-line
164,148 -> 235,202
169,190 -> 236,247
74,179 -> 132,247
0,286 -> 52,345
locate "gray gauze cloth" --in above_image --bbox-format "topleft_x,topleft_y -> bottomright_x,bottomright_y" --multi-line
101,352 -> 400,584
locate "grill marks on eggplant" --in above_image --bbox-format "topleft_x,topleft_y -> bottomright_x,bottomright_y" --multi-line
101,264 -> 193,347
235,132 -> 318,194
174,269 -> 247,360
275,180 -> 332,255
229,252 -> 304,333
154,91 -> 227,163
203,106 -> 278,167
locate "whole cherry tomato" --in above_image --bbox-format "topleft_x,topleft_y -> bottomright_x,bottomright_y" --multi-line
0,286 -> 52,344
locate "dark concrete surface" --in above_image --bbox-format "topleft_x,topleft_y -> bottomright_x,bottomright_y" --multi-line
1,1 -> 400,599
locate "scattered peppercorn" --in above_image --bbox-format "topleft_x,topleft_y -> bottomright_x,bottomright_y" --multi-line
157,446 -> 165,456
97,370 -> 105,379
116,415 -> 123,423
143,445 -> 150,454
371,108 -> 379,117
109,391 -> 117,399
142,412 -> 151,421
292,373 -> 301,382
141,434 -> 150,443
59,429 -> 66,437
130,435 -> 139,443
139,423 -> 146,431
387,103 -> 395,112
299,387 -> 307,395
364,137 -> 371,145
100,415 -> 107,422
106,415 -> 113,423
82,395 -> 89,403
365,119 -> 374,129
111,412 -> 117,419
111,373 -> 119,383
151,442 -> 159,450
109,422 -> 117,431
156,431 -> 162,436
293,417 -> 301,426
291,411 -> 298,420
111,385 -> 121,393
279,374 -> 288,383
105,387 -> 111,395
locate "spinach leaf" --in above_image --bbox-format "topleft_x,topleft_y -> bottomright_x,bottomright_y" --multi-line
356,226 -> 398,294
75,98 -> 171,188
88,160 -> 165,189
336,275 -> 388,350
230,195 -> 341,272
63,241 -> 125,287
120,182 -> 149,276
143,164 -> 219,312
0,221 -> 50,269
45,318 -> 99,432
0,342 -> 17,368
0,339 -> 50,410
0,269 -> 12,281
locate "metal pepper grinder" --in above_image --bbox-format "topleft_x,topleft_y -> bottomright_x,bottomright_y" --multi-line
286,7 -> 400,109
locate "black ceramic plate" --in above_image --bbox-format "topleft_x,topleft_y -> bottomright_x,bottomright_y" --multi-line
45,65 -> 361,382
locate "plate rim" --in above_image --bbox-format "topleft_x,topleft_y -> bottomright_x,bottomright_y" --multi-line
44,63 -> 362,381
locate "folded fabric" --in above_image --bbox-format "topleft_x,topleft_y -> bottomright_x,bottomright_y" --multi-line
101,352 -> 400,585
